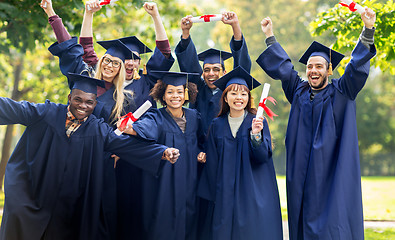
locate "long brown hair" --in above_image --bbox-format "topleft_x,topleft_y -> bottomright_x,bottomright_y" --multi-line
217,84 -> 257,117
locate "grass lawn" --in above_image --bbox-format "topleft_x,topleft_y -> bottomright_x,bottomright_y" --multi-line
276,175 -> 395,221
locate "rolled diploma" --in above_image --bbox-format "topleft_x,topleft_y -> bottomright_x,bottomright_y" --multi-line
114,100 -> 152,136
191,14 -> 222,23
340,0 -> 365,14
256,83 -> 271,119
87,0 -> 116,10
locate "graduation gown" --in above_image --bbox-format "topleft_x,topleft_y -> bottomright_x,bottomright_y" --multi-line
49,38 -> 120,239
131,107 -> 203,240
116,48 -> 174,240
197,113 -> 283,240
256,41 -> 376,240
175,36 -> 251,134
0,97 -> 168,240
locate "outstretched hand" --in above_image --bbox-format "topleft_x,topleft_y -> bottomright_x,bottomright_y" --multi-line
181,15 -> 193,39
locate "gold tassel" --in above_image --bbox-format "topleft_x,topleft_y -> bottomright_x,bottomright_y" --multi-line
184,87 -> 189,101
143,63 -> 147,75
328,63 -> 333,76
133,68 -> 141,80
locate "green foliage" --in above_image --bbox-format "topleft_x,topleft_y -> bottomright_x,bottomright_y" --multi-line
310,0 -> 395,74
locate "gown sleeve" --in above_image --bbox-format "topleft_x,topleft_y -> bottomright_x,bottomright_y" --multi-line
197,124 -> 219,201
333,41 -> 376,100
175,36 -> 205,88
48,37 -> 92,89
256,42 -> 303,104
249,118 -> 273,164
144,47 -> 175,88
79,37 -> 99,68
230,35 -> 251,73
0,98 -> 49,126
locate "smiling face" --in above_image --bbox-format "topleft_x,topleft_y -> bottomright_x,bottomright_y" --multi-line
100,55 -> 122,82
224,86 -> 249,116
202,63 -> 225,89
163,84 -> 185,111
306,56 -> 329,90
124,51 -> 141,80
68,89 -> 97,120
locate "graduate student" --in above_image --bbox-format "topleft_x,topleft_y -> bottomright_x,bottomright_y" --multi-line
41,0 -> 135,124
256,9 -> 376,240
175,11 -> 251,134
197,66 -> 283,240
117,72 -> 205,240
0,73 -> 179,240
80,0 -> 175,111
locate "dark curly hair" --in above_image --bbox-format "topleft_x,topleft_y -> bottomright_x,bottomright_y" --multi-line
150,80 -> 198,106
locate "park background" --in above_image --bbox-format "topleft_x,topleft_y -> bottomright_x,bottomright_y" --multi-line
0,0 -> 394,238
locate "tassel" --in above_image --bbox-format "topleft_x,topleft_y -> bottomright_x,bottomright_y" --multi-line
143,64 -> 147,75
184,87 -> 189,101
328,63 -> 333,76
133,68 -> 141,80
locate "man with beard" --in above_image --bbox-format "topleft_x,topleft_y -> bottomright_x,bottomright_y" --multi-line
256,8 -> 376,240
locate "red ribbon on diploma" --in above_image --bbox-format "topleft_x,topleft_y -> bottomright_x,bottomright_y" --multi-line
199,14 -> 217,22
258,96 -> 278,121
119,112 -> 138,130
100,0 -> 112,6
339,1 -> 358,12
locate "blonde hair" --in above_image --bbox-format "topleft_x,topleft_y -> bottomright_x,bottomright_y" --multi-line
94,54 -> 127,124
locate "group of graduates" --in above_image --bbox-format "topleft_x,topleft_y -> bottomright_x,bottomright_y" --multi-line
0,0 -> 377,239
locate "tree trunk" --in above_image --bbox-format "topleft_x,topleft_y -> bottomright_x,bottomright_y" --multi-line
0,55 -> 23,190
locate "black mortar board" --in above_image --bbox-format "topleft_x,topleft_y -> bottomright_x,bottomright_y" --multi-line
198,48 -> 232,66
213,66 -> 260,91
97,39 -> 138,62
118,36 -> 152,55
299,41 -> 345,71
67,72 -> 105,95
151,71 -> 200,86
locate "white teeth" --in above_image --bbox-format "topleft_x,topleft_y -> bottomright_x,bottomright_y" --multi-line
77,109 -> 85,113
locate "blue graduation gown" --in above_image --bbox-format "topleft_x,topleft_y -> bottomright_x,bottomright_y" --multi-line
48,37 -> 113,122
131,107 -> 203,240
256,41 -> 376,240
0,97 -> 168,240
116,48 -> 174,240
49,38 -> 120,239
175,36 -> 251,134
197,113 -> 283,240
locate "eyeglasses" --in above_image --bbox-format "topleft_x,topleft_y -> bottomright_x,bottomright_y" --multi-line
103,57 -> 121,68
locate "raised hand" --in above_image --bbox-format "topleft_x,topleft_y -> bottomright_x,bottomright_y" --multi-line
260,17 -> 274,38
361,7 -> 376,29
251,116 -> 264,135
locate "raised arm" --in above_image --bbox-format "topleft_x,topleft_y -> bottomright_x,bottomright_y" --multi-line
79,0 -> 102,67
223,11 -> 251,72
40,0 -> 71,43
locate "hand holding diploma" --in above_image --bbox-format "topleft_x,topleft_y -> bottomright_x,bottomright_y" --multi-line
40,0 -> 56,17
87,0 -> 117,11
115,100 -> 152,136
257,83 -> 278,121
189,14 -> 222,23
339,0 -> 365,14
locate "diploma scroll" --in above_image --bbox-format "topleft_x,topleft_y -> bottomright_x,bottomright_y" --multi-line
190,14 -> 223,23
87,0 -> 118,11
114,100 -> 152,136
339,0 -> 365,14
256,83 -> 271,119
